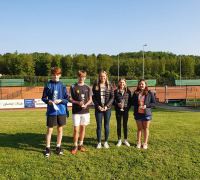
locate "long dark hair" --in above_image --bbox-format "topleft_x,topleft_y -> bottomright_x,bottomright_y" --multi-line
134,79 -> 149,95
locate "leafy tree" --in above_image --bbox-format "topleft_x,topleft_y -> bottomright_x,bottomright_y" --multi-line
194,58 -> 200,76
109,58 -> 117,76
158,57 -> 166,74
165,57 -> 178,73
60,54 -> 73,77
119,59 -> 128,76
25,54 -> 35,75
33,52 -> 41,76
45,53 -> 52,76
181,56 -> 195,77
73,54 -> 86,72
33,53 -> 51,76
0,54 -> 6,74
126,58 -> 135,76
161,70 -> 179,85
85,55 -> 97,76
134,57 -> 143,77
151,59 -> 160,76
15,53 -> 27,75
3,53 -> 16,75
1,51 -> 199,79
51,54 -> 61,68
97,54 -> 113,74
144,57 -> 152,75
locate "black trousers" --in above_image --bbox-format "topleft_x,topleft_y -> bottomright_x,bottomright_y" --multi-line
115,111 -> 128,140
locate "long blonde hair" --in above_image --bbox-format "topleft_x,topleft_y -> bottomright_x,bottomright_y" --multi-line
95,70 -> 110,90
117,78 -> 127,93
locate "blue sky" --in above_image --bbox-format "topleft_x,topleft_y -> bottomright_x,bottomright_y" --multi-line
0,0 -> 199,56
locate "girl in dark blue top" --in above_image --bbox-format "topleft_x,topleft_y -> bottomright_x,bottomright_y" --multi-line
132,79 -> 156,149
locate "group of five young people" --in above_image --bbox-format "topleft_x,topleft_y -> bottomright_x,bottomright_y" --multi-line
42,67 -> 156,157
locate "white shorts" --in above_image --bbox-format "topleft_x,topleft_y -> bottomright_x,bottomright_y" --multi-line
73,113 -> 90,126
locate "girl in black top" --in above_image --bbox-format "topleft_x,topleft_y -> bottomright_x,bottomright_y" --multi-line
132,79 -> 156,149
92,71 -> 114,149
113,78 -> 131,147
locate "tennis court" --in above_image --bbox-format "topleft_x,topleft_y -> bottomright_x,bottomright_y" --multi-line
1,85 -> 199,103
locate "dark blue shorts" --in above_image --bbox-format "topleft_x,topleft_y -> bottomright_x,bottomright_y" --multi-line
135,113 -> 152,121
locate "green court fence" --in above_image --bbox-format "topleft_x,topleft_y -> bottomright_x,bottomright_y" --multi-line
126,79 -> 156,87
1,77 -> 200,102
0,78 -> 36,100
175,79 -> 200,86
48,79 -> 91,86
0,79 -> 24,86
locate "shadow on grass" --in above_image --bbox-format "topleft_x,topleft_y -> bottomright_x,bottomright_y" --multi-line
0,133 -> 99,154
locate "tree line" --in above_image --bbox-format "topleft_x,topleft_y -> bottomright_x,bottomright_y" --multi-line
0,51 -> 200,79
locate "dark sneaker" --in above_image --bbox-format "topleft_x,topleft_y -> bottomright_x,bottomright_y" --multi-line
44,147 -> 51,157
55,147 -> 64,155
78,145 -> 86,152
71,146 -> 78,154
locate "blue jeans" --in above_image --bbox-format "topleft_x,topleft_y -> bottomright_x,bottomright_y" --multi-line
95,109 -> 111,143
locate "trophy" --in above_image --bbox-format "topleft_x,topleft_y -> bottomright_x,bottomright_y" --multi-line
81,94 -> 85,107
139,95 -> 143,109
101,98 -> 105,111
120,99 -> 125,111
53,90 -> 58,100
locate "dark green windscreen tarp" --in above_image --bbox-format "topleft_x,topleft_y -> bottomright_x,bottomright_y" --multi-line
0,79 -> 24,87
175,80 -> 200,86
48,79 -> 90,86
126,79 -> 156,87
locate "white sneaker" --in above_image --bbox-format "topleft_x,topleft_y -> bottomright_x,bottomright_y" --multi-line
96,143 -> 102,149
104,142 -> 109,148
143,143 -> 148,149
116,140 -> 122,147
136,142 -> 141,149
124,140 -> 130,147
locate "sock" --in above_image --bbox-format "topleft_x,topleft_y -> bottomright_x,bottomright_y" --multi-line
79,141 -> 83,146
74,142 -> 78,146
57,144 -> 60,147
46,145 -> 50,148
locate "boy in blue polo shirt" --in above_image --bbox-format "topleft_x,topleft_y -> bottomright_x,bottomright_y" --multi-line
42,67 -> 69,157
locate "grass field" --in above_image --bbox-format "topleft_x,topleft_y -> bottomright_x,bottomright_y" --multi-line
0,107 -> 200,179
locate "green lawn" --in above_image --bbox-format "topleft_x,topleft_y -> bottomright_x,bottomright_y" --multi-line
0,107 -> 199,179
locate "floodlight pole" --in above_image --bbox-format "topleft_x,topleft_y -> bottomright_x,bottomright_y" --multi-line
118,54 -> 119,81
143,44 -> 147,79
180,55 -> 181,89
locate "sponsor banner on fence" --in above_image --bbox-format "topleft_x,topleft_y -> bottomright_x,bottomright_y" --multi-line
0,99 -> 24,109
0,99 -> 90,109
34,99 -> 47,108
165,99 -> 186,106
24,99 -> 36,108
186,98 -> 200,106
